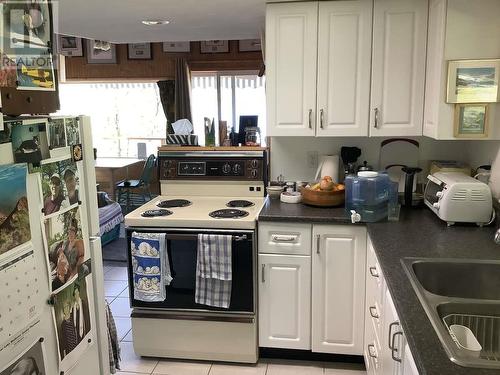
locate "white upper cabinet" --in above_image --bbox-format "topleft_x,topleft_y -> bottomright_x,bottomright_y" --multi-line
311,225 -> 367,355
316,1 -> 373,136
266,2 -> 318,136
369,0 -> 428,137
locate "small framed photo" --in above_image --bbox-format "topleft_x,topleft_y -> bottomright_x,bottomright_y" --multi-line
163,42 -> 190,53
454,103 -> 489,138
86,40 -> 117,64
447,59 -> 500,103
128,43 -> 152,60
200,40 -> 229,54
57,35 -> 83,57
238,39 -> 261,52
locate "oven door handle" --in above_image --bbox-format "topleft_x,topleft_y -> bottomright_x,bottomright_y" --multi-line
165,234 -> 249,241
131,311 -> 255,324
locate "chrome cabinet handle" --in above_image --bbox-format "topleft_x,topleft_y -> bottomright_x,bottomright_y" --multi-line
369,306 -> 379,319
308,109 -> 313,129
391,331 -> 404,363
369,266 -> 379,278
261,264 -> 265,283
388,321 -> 400,349
316,234 -> 321,254
271,234 -> 298,243
374,107 -> 380,128
320,109 -> 324,129
368,344 -> 377,358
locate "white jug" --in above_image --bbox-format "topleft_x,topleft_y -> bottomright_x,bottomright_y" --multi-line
315,155 -> 340,183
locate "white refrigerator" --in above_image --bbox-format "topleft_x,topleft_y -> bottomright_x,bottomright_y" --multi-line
0,116 -> 109,375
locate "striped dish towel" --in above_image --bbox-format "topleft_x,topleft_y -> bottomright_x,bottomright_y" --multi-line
195,234 -> 232,308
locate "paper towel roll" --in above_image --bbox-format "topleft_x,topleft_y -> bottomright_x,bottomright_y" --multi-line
489,147 -> 500,201
315,155 -> 340,183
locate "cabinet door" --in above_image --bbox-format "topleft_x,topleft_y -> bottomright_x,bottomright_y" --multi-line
317,0 -> 372,137
370,0 -> 428,136
312,225 -> 367,354
259,254 -> 311,350
266,2 -> 318,136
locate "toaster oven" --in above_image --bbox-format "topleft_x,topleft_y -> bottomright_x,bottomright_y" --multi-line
424,172 -> 493,226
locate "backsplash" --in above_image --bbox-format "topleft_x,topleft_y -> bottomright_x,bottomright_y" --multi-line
269,137 -> 499,182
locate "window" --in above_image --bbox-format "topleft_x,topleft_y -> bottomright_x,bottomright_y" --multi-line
191,72 -> 266,146
57,82 -> 166,158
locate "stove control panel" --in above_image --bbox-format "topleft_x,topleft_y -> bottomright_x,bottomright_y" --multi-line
160,157 -> 265,181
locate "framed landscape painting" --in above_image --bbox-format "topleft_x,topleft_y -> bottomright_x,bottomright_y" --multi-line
447,59 -> 500,103
454,104 -> 489,138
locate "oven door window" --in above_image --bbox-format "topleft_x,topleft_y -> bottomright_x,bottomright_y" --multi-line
128,231 -> 254,313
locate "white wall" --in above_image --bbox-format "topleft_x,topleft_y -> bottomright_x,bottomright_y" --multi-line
269,136 -> 481,182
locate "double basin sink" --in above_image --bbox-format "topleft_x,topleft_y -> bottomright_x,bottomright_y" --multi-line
402,258 -> 500,369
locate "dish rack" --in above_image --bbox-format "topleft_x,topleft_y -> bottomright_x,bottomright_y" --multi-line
442,313 -> 500,361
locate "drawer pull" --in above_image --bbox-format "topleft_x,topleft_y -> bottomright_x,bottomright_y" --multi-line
369,306 -> 379,319
316,234 -> 321,254
271,234 -> 298,243
369,266 -> 379,278
388,321 -> 400,349
261,264 -> 265,283
391,331 -> 403,363
368,344 -> 377,358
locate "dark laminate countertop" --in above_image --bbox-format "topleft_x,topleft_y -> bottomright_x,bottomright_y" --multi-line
258,198 -> 500,375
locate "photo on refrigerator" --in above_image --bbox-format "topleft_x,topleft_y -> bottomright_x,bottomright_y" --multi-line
37,157 -> 80,216
11,119 -> 50,165
0,164 -> 31,258
47,118 -> 67,150
64,118 -> 80,146
44,206 -> 86,292
0,338 -> 47,375
52,276 -> 91,362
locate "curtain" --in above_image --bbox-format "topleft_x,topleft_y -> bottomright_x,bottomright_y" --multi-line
174,58 -> 192,123
157,80 -> 175,134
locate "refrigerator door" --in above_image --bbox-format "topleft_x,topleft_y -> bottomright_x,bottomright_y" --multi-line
79,115 -> 100,237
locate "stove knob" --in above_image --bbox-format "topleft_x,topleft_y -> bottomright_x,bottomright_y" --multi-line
250,169 -> 258,178
251,159 -> 259,168
233,164 -> 242,174
222,163 -> 231,174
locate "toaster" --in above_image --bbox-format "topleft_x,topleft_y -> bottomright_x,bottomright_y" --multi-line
424,172 -> 493,226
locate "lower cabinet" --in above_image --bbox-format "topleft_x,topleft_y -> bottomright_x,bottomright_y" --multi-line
312,225 -> 367,355
258,254 -> 311,349
258,223 -> 367,356
364,236 -> 419,375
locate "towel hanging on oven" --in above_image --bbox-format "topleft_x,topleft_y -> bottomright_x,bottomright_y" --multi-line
195,234 -> 232,308
131,232 -> 173,302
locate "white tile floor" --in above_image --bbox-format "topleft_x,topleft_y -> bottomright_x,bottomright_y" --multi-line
104,262 -> 367,375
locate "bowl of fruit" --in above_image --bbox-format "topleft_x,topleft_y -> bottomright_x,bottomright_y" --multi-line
300,176 -> 345,207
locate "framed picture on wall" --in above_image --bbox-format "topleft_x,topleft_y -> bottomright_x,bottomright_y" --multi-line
86,40 -> 117,64
238,39 -> 261,52
454,103 -> 489,138
163,42 -> 190,52
57,35 -> 83,57
200,40 -> 229,54
447,59 -> 500,103
127,43 -> 152,60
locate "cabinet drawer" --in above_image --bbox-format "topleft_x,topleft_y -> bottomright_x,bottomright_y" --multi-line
367,237 -> 384,309
258,223 -> 312,255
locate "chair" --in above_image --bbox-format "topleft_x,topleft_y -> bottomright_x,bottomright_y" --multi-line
116,154 -> 156,213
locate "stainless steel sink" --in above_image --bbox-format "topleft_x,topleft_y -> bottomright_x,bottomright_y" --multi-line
402,258 -> 500,369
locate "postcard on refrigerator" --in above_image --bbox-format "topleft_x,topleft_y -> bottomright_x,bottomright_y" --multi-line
0,164 -> 31,260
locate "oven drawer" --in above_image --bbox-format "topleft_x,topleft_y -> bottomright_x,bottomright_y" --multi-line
258,223 -> 312,255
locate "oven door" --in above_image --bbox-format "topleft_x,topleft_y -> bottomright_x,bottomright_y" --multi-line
126,228 -> 255,314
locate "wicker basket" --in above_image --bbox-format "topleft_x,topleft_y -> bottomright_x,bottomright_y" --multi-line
300,186 -> 345,207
